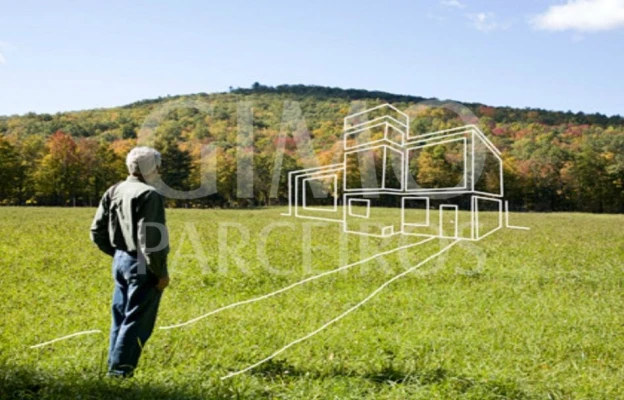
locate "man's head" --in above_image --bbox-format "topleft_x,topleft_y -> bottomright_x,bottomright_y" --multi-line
126,147 -> 162,180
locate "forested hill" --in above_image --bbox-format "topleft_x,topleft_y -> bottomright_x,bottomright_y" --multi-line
0,83 -> 622,212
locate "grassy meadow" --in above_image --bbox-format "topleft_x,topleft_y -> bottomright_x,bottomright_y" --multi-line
0,207 -> 623,399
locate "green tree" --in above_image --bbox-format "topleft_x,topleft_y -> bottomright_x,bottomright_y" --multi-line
156,138 -> 192,206
77,138 -> 124,205
0,136 -> 23,204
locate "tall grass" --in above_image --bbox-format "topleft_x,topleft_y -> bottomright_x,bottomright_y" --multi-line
1,207 -> 622,399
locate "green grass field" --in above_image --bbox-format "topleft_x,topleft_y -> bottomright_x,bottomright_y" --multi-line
1,207 -> 623,399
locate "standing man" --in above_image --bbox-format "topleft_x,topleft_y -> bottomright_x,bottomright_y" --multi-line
90,146 -> 170,378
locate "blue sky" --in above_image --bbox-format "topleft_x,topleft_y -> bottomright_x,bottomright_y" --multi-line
0,0 -> 623,116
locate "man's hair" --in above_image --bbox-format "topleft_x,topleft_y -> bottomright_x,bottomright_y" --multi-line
126,147 -> 162,177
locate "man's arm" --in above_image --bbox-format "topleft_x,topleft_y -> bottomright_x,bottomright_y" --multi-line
90,189 -> 116,257
137,190 -> 169,281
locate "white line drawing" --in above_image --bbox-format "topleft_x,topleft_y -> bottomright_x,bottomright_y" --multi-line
474,196 -> 503,240
159,236 -> 435,330
344,121 -> 405,151
439,204 -> 459,238
32,237 -> 436,347
347,198 -> 371,218
344,103 -> 409,136
285,103 -> 526,240
505,200 -> 530,230
29,330 -> 102,349
344,144 -> 405,193
405,136 -> 468,191
302,174 -> 338,213
31,104 -> 531,381
281,164 -> 344,217
220,239 -> 460,380
401,197 -> 430,227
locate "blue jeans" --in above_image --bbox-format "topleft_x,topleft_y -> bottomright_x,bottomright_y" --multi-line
108,250 -> 162,377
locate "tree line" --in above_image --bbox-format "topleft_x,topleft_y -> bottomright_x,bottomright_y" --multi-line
0,85 -> 622,212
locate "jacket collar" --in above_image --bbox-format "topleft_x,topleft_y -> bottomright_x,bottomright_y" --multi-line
126,175 -> 145,183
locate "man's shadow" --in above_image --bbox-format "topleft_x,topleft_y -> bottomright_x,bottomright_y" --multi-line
0,364 -> 205,400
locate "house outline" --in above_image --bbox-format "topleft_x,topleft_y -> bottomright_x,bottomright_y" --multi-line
283,103 -> 513,241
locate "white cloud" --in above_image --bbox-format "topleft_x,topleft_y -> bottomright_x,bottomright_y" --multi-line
440,0 -> 466,8
0,53 -> 5,64
468,12 -> 508,32
532,0 -> 624,32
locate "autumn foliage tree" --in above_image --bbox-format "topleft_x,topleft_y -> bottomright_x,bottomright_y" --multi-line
35,131 -> 83,206
0,84 -> 622,212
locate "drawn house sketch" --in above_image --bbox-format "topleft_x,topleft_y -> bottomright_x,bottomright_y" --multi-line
284,104 -> 507,241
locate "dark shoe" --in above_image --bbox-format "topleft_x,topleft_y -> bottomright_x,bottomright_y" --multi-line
107,370 -> 134,379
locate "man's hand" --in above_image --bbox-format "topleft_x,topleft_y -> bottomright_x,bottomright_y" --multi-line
156,276 -> 170,292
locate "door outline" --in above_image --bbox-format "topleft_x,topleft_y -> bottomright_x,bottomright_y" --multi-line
439,205 -> 459,238
401,197 -> 430,229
